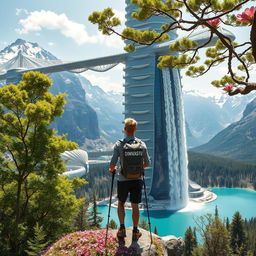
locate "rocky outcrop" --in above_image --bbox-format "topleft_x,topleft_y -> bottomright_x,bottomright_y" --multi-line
162,235 -> 185,256
109,227 -> 184,256
43,227 -> 184,256
49,72 -> 100,145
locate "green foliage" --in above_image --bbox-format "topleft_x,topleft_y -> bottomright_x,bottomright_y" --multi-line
73,197 -> 90,231
88,189 -> 103,229
88,8 -> 121,35
188,151 -> 256,188
195,214 -> 231,256
108,219 -> 118,229
0,72 -> 86,256
139,218 -> 149,230
89,0 -> 256,95
77,162 -> 116,201
193,211 -> 256,256
152,237 -> 165,256
184,226 -> 198,256
230,212 -> 247,255
244,218 -> 256,255
25,223 -> 48,256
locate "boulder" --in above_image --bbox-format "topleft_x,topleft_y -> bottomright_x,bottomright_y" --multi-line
162,235 -> 185,256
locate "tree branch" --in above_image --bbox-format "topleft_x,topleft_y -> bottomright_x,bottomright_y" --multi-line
250,11 -> 256,61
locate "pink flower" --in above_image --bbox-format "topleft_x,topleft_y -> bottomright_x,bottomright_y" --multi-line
223,84 -> 234,92
237,6 -> 256,23
207,18 -> 221,27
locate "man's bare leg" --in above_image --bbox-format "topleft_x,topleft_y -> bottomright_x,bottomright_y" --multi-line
131,203 -> 140,228
131,203 -> 142,240
118,200 -> 125,225
117,201 -> 126,239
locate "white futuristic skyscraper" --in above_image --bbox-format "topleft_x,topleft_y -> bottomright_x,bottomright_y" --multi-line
124,0 -> 188,209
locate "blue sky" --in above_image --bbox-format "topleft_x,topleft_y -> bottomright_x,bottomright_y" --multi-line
0,0 -> 254,96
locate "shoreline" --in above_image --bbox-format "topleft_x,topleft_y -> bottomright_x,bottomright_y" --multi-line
208,186 -> 256,192
97,188 -> 217,211
96,186 -> 255,211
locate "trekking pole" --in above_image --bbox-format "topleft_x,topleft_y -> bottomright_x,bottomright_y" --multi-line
105,171 -> 115,247
142,173 -> 153,245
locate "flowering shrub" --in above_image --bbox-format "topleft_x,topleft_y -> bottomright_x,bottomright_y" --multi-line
152,237 -> 165,256
207,18 -> 221,27
42,229 -> 138,256
237,6 -> 256,24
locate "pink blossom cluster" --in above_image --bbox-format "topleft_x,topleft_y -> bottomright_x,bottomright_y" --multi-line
223,84 -> 234,93
237,6 -> 256,24
207,18 -> 221,27
42,229 -> 137,256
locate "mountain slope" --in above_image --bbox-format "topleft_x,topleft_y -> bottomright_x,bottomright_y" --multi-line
0,39 -> 100,146
183,90 -> 256,147
79,75 -> 123,142
193,97 -> 256,161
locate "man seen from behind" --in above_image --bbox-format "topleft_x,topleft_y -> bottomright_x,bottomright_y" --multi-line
109,118 -> 150,241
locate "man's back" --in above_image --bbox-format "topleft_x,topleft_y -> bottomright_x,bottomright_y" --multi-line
110,136 -> 150,181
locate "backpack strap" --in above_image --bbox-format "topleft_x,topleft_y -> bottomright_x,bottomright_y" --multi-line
119,138 -> 142,145
134,138 -> 142,144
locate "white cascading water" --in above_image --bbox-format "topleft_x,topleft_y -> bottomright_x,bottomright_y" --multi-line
162,69 -> 189,210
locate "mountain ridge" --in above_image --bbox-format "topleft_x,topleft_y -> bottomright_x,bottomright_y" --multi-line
192,97 -> 256,161
0,39 -> 101,146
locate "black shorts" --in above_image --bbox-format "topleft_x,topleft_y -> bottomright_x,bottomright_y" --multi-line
117,180 -> 143,204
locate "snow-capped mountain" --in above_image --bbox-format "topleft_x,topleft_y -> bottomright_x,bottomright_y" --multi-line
0,39 -> 100,146
0,39 -> 57,63
183,89 -> 256,146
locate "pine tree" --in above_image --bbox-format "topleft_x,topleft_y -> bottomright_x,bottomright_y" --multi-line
215,206 -> 219,218
74,198 -> 90,231
226,217 -> 230,231
108,219 -> 118,229
193,228 -> 198,248
25,223 -> 48,256
253,245 -> 256,256
88,190 -> 103,229
139,218 -> 149,230
230,212 -> 247,256
184,226 -> 197,256
195,214 -> 231,256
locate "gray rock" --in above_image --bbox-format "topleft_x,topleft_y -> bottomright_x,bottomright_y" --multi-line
162,235 -> 185,256
110,227 -> 183,256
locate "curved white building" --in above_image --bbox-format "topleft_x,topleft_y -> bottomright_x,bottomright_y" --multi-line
61,149 -> 89,179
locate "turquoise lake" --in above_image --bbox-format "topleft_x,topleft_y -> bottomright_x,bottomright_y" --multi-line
98,188 -> 256,238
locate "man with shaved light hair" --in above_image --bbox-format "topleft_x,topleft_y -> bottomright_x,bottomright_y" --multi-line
109,118 -> 150,241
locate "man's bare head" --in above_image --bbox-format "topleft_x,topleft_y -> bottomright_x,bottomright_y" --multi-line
124,118 -> 137,135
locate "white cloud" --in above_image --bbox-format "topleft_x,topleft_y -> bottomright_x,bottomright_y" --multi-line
15,10 -> 125,49
82,73 -> 123,93
48,42 -> 54,46
16,8 -> 29,16
96,32 -> 124,49
113,9 -> 126,24
16,10 -> 98,45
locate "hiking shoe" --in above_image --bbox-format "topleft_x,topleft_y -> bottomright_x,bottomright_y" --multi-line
117,228 -> 126,239
132,230 -> 142,241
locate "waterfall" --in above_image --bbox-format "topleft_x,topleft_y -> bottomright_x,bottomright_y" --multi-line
162,69 -> 189,210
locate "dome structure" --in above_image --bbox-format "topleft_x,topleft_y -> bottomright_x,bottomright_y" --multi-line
61,149 -> 89,179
